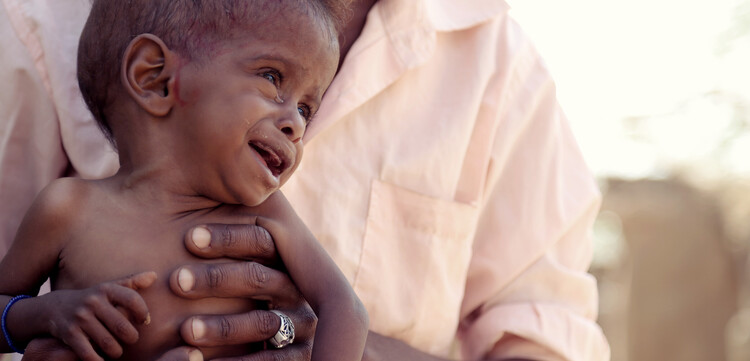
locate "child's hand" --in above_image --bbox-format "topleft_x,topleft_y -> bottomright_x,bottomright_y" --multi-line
40,271 -> 156,361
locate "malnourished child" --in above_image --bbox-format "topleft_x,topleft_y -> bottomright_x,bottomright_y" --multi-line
0,1 -> 368,360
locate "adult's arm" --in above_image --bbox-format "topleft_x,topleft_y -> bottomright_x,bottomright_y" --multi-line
0,0 -> 117,259
0,1 -> 69,257
455,39 -> 610,360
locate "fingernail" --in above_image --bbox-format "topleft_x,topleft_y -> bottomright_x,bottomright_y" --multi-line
177,268 -> 195,292
188,349 -> 204,361
191,227 -> 211,249
144,313 -> 151,325
191,318 -> 206,341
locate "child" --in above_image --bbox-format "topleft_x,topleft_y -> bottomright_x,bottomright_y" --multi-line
0,0 -> 368,360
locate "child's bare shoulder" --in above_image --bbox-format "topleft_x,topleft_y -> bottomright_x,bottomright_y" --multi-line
23,177 -> 99,232
6,177 -> 103,259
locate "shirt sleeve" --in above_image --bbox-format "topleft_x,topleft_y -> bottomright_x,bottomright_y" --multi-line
0,2 -> 69,256
456,38 -> 610,361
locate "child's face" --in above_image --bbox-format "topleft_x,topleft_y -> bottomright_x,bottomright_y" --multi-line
170,9 -> 338,206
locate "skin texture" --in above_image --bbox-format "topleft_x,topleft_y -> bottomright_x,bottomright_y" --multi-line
0,3 -> 368,361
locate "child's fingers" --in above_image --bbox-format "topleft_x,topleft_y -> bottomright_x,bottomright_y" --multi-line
115,271 -> 158,290
100,283 -> 151,325
94,300 -> 140,344
79,319 -> 124,359
60,326 -> 105,361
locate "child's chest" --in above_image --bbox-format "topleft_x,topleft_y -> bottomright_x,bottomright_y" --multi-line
53,206 -> 261,360
56,219 -> 194,286
54,204 -> 258,286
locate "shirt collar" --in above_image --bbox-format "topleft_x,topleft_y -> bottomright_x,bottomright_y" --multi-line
303,0 -> 509,141
379,0 -> 510,33
375,0 -> 510,68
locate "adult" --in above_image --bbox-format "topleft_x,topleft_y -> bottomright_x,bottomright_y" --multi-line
0,0 -> 609,360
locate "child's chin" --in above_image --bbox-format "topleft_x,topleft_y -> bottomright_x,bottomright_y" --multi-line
242,192 -> 273,207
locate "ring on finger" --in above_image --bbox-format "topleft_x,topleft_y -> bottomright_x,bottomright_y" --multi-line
268,310 -> 295,348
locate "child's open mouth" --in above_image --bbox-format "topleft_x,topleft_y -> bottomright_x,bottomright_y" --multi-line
249,141 -> 287,177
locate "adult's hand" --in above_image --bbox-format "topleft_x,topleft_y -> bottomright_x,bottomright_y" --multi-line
169,222 -> 317,360
22,338 -> 203,361
21,338 -> 77,361
22,218 -> 314,361
178,223 -> 451,361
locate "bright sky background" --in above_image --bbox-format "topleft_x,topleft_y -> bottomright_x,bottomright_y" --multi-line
507,0 -> 750,181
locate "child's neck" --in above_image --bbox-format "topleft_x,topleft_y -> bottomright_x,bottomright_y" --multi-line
110,164 -> 224,216
111,135 -> 225,216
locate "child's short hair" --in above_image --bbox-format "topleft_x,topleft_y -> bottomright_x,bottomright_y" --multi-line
78,0 -> 349,144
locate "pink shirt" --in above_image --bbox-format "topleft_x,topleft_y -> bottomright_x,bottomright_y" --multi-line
0,0 -> 610,359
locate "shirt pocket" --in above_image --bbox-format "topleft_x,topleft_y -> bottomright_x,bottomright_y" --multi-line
353,179 -> 480,355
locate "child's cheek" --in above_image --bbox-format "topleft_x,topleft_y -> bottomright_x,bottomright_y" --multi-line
173,62 -> 202,107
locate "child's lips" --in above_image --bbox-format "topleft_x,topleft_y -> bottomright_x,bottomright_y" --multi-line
248,140 -> 291,177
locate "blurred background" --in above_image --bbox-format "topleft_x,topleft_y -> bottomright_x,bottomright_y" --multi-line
507,0 -> 750,360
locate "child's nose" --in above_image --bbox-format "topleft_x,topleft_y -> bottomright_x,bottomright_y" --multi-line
276,106 -> 305,143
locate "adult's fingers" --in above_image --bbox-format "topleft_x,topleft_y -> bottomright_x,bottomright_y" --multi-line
180,310 -> 277,346
180,308 -> 316,348
185,224 -> 278,265
169,261 -> 298,302
21,338 -> 77,361
154,346 -> 204,361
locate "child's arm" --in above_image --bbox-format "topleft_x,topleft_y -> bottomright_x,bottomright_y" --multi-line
0,179 -> 155,361
0,275 -> 156,360
257,192 -> 369,361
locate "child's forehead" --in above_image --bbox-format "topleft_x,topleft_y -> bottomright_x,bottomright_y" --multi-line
182,6 -> 338,74
201,1 -> 329,28
188,3 -> 335,49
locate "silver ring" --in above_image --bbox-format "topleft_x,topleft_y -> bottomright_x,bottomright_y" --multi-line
269,310 -> 295,348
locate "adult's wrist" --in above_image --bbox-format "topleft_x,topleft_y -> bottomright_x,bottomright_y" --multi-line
362,331 -> 450,361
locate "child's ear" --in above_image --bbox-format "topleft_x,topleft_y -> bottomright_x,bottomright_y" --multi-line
121,34 -> 177,117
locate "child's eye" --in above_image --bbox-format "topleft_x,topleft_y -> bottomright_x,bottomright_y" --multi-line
261,70 -> 281,86
297,104 -> 312,123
